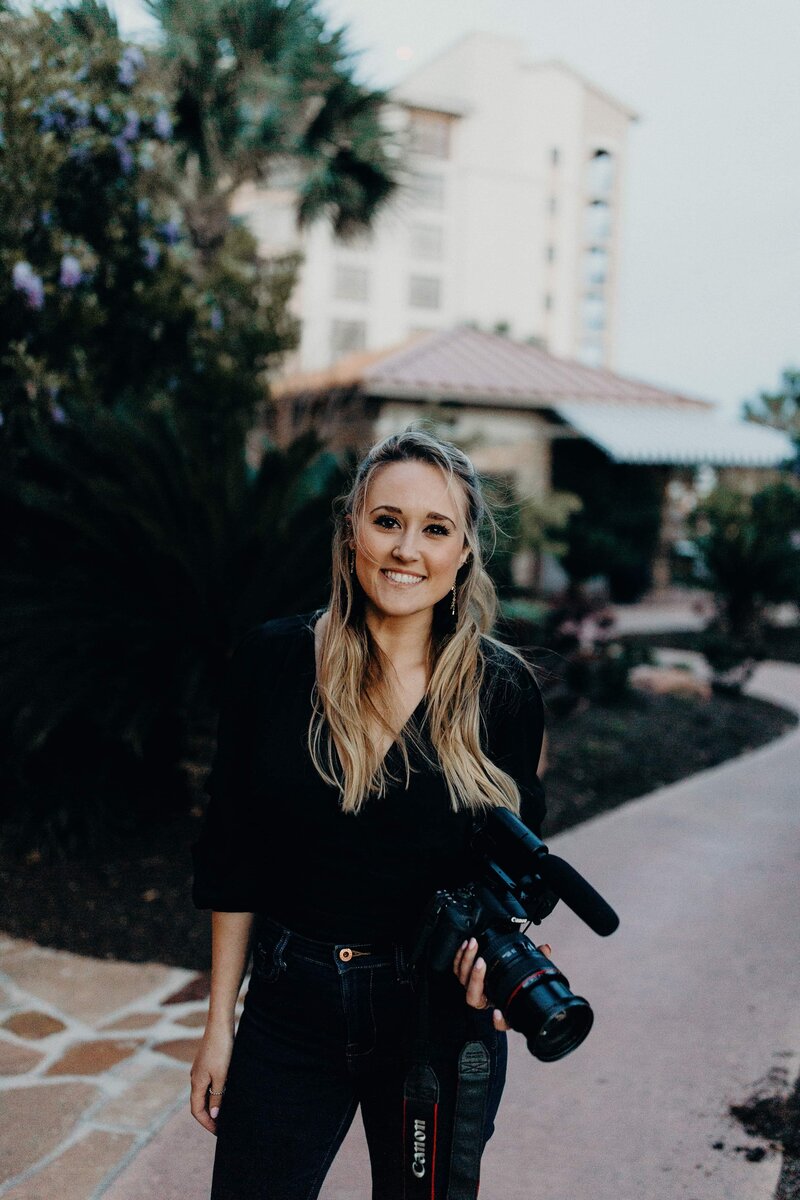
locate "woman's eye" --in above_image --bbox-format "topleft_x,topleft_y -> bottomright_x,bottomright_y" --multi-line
373,515 -> 449,536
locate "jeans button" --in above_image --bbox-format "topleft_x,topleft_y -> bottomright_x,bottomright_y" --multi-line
338,948 -> 353,962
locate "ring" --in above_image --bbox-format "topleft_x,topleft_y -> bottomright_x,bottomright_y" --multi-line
209,1088 -> 225,1096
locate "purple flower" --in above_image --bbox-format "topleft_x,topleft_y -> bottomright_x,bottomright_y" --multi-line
59,255 -> 82,288
50,402 -> 67,423
94,103 -> 111,125
210,305 -> 224,332
12,261 -> 45,310
122,108 -> 140,141
153,109 -> 172,140
113,135 -> 135,175
67,144 -> 91,164
137,198 -> 151,219
157,219 -> 181,246
140,238 -> 160,269
118,45 -> 146,87
40,209 -> 53,227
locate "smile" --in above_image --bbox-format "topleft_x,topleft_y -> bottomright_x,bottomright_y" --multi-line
381,569 -> 426,586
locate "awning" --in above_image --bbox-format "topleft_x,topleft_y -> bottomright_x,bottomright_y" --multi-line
554,403 -> 795,467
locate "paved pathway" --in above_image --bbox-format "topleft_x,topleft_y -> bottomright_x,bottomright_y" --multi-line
1,658 -> 798,1199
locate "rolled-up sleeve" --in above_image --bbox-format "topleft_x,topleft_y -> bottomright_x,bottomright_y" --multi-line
191,626 -> 265,911
484,652 -> 547,837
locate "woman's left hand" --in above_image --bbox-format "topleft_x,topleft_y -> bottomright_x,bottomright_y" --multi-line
453,936 -> 552,1032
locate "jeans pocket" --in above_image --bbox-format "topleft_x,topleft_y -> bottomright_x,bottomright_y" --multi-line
252,924 -> 289,984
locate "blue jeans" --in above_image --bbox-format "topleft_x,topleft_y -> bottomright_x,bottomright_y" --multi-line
209,916 -> 508,1199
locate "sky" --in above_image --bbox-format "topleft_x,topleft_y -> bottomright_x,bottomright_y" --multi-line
113,0 -> 800,419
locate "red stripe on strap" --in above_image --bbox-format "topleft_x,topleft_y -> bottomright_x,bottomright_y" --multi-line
430,1102 -> 438,1199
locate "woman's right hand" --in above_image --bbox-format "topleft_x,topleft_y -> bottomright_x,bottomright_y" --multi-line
190,1021 -> 234,1135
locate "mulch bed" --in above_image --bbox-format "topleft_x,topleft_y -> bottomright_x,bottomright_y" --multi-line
0,688 -> 795,971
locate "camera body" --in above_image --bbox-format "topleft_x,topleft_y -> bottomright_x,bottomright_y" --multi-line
409,808 -> 618,1062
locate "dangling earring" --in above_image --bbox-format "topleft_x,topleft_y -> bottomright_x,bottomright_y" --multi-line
450,584 -> 457,618
349,548 -> 355,575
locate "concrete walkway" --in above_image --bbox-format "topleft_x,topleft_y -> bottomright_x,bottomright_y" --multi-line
1,659 -> 799,1199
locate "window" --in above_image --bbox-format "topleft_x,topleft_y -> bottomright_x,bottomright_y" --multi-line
408,275 -> 442,309
587,149 -> 614,197
578,338 -> 604,367
543,293 -> 553,312
408,110 -> 452,159
332,264 -> 369,302
585,200 -> 612,243
584,246 -> 609,286
550,146 -> 560,167
582,295 -> 606,332
410,224 -> 444,260
548,194 -> 558,216
545,244 -> 556,264
330,319 -> 366,357
411,173 -> 445,210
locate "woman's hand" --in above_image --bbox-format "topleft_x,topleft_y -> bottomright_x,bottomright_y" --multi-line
453,936 -> 552,1033
190,1021 -> 235,1135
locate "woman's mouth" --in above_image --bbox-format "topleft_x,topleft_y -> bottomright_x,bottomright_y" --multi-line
381,569 -> 426,586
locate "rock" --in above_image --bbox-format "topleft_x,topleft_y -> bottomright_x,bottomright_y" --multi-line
629,665 -> 712,701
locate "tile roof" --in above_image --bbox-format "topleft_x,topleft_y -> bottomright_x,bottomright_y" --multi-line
271,326 -> 713,411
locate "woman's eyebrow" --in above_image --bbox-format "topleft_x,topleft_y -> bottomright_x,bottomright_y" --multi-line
369,504 -> 456,525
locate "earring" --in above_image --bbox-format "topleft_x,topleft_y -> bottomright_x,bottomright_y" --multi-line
349,548 -> 355,575
450,584 -> 457,617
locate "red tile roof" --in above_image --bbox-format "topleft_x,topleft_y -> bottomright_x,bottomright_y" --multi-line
271,327 -> 712,411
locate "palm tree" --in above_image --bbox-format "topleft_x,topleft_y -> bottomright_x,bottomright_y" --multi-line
143,0 -> 397,253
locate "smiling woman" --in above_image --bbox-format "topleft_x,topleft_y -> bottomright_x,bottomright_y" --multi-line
189,428 -> 551,1200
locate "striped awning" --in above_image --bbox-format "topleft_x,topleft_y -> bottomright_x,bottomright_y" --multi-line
554,403 -> 795,467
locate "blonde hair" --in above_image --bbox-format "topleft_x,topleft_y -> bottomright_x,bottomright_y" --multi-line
308,428 -> 537,815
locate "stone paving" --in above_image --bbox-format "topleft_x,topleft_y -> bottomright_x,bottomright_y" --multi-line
0,939 -> 244,1198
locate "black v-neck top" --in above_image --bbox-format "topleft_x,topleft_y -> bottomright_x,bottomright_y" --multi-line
190,610 -> 547,942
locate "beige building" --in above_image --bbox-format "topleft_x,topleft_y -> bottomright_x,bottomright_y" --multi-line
264,326 -> 795,594
233,32 -> 637,374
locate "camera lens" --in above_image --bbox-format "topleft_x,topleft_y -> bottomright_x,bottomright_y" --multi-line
481,930 -> 594,1062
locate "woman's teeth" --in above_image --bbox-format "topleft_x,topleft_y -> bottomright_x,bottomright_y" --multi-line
382,570 -> 425,585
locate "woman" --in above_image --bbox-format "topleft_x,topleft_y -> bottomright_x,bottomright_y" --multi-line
189,429 -> 551,1199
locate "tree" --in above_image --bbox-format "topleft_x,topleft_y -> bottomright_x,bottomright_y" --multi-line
552,439 -> 663,602
742,366 -> 800,460
0,0 -> 398,843
689,481 -> 800,687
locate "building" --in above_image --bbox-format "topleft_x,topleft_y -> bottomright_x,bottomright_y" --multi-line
264,326 -> 794,594
232,32 -> 638,374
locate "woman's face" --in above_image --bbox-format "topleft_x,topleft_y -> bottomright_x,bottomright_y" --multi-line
350,460 -> 471,622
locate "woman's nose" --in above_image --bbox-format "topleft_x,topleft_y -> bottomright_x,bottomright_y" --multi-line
392,530 -> 422,559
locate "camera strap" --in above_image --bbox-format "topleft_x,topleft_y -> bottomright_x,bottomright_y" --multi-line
403,970 -> 492,1200
403,971 -> 441,1198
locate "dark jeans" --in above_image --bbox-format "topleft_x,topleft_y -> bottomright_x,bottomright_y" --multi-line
209,916 -> 508,1200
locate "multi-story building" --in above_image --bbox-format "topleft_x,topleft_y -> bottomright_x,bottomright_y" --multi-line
233,31 -> 637,372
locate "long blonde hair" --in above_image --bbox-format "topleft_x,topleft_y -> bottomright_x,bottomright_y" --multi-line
308,428 -> 537,815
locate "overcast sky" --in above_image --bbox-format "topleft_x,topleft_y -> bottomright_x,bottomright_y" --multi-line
114,0 -> 799,418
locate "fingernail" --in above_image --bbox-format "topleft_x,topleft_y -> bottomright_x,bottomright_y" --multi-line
210,1106 -> 219,1118
460,940 -> 468,950
475,957 -> 485,969
469,937 -> 477,948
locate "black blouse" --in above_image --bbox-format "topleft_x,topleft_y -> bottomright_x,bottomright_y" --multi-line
191,611 -> 546,943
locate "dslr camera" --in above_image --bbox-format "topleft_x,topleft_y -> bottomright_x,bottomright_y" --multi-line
409,808 -> 619,1062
